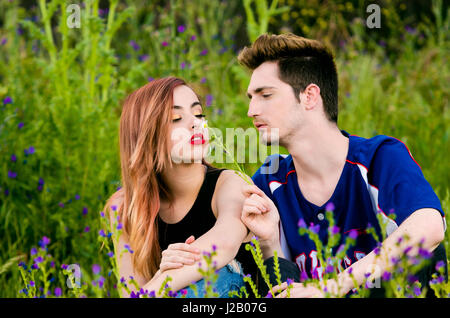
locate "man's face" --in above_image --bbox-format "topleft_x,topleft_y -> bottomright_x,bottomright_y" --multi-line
246,61 -> 301,146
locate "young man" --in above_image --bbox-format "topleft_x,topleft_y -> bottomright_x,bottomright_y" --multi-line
238,33 -> 447,297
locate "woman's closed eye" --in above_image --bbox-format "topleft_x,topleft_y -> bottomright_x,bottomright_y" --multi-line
172,114 -> 206,122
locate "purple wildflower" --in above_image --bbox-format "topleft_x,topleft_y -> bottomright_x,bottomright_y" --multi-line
18,122 -> 24,129
138,54 -> 149,62
205,94 -> 213,107
11,154 -> 17,162
403,246 -> 413,255
129,40 -> 140,51
54,287 -> 62,297
92,264 -> 101,275
325,202 -> 335,211
84,226 -> 90,232
1,37 -> 7,45
309,223 -> 320,235
161,41 -> 169,47
312,268 -> 319,279
212,244 -> 217,252
382,271 -> 391,281
348,229 -> 358,240
391,256 -> 401,266
413,285 -> 421,296
300,270 -> 309,282
149,290 -> 156,297
31,263 -> 39,270
265,292 -> 273,298
58,202 -> 65,208
34,256 -> 43,264
3,96 -> 12,104
200,77 -> 206,84
177,25 -> 186,33
405,25 -> 416,35
325,265 -> 334,274
148,77 -> 154,82
298,218 -> 307,228
418,248 -> 432,259
436,260 -> 445,271
30,247 -> 38,255
99,229 -> 106,237
39,236 -> 51,248
29,281 -> 35,287
199,49 -> 208,56
190,35 -> 196,41
130,291 -> 139,298
28,146 -> 35,154
124,244 -> 134,253
82,207 -> 88,215
287,278 -> 293,286
98,276 -> 105,288
75,194 -> 80,200
116,223 -> 123,230
107,251 -> 114,257
100,211 -> 105,217
331,225 -> 340,235
407,274 -> 418,284
61,264 -> 68,270
8,171 -> 17,178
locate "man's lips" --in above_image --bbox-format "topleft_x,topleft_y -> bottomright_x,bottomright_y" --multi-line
190,133 -> 205,145
254,122 -> 268,130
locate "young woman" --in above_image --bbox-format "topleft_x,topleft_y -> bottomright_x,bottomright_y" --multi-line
103,77 -> 255,297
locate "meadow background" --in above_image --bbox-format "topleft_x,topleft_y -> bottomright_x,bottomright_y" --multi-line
0,0 -> 448,298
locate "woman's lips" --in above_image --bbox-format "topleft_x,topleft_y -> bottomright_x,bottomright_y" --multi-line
190,133 -> 205,145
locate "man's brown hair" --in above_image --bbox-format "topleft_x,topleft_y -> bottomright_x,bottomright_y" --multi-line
238,33 -> 338,123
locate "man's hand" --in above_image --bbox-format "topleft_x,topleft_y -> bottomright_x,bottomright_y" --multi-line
241,184 -> 282,258
159,235 -> 201,272
273,279 -> 341,298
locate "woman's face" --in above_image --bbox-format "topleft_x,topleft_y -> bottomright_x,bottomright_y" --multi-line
169,85 -> 209,164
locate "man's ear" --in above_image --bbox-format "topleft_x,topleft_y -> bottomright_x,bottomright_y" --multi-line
300,84 -> 321,110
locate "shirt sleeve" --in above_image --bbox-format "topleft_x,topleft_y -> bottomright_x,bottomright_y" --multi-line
369,138 -> 444,227
251,155 -> 277,201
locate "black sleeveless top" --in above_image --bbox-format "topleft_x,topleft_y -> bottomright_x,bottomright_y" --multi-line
157,165 -> 257,278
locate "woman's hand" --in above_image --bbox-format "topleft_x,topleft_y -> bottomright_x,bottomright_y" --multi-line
159,235 -> 201,272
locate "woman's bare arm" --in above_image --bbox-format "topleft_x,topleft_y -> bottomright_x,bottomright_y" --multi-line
141,170 -> 249,294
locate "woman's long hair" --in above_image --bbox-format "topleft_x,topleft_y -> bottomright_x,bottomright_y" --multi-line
103,77 -> 188,280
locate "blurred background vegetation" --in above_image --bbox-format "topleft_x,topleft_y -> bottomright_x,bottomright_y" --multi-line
0,0 -> 448,297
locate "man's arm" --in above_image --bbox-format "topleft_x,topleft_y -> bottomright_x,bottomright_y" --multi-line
335,208 -> 445,295
274,208 -> 445,297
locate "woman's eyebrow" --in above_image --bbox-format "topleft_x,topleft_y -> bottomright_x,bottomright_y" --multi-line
173,101 -> 202,109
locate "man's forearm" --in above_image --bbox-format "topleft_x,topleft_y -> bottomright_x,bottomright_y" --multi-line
261,237 -> 285,260
336,209 -> 444,295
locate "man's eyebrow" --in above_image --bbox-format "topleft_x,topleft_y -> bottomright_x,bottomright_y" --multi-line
173,101 -> 202,109
246,86 -> 276,98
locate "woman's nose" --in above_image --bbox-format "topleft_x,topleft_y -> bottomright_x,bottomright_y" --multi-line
191,116 -> 202,129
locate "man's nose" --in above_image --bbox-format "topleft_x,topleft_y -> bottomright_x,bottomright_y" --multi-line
247,100 -> 260,118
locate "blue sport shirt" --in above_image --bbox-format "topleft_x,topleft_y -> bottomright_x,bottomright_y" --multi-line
252,131 -> 445,279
